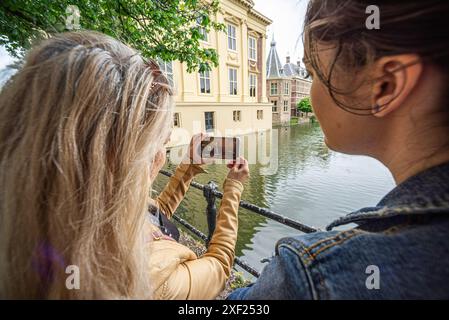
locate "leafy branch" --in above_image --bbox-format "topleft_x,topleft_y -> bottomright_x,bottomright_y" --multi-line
0,0 -> 225,72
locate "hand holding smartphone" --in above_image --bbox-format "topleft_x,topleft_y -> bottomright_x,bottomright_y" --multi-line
185,134 -> 241,164
226,157 -> 250,183
200,136 -> 241,160
185,133 -> 249,183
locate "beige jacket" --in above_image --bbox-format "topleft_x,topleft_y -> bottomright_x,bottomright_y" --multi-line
147,163 -> 243,299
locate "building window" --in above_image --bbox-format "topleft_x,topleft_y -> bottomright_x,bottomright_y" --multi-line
229,68 -> 238,95
199,70 -> 211,94
205,112 -> 215,132
283,100 -> 289,112
196,17 -> 208,42
257,110 -> 264,120
157,58 -> 174,87
270,82 -> 278,95
248,36 -> 257,61
272,100 -> 278,112
305,82 -> 311,93
173,113 -> 180,128
249,73 -> 257,97
227,24 -> 237,51
284,82 -> 290,95
233,110 -> 241,122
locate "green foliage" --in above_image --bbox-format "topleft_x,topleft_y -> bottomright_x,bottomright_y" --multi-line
297,97 -> 313,114
0,0 -> 225,72
290,117 -> 298,125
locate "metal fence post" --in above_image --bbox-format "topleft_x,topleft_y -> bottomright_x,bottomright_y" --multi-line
203,181 -> 218,246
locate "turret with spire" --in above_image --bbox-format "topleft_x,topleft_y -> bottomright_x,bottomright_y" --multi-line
266,35 -> 309,80
266,34 -> 285,79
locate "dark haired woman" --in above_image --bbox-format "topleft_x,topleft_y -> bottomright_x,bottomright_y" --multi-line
228,0 -> 449,299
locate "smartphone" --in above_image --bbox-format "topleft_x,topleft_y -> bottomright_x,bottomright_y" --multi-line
200,137 -> 241,160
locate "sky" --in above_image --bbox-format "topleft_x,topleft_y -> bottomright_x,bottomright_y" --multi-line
254,0 -> 309,66
0,46 -> 14,70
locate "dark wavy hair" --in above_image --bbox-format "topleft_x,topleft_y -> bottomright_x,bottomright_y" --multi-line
303,0 -> 449,115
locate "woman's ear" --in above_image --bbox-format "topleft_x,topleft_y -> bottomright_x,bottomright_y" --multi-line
371,54 -> 423,117
150,148 -> 167,181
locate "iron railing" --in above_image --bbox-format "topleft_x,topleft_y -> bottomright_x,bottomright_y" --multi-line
159,169 -> 319,277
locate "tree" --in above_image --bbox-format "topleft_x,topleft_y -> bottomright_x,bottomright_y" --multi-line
297,97 -> 313,117
0,0 -> 225,72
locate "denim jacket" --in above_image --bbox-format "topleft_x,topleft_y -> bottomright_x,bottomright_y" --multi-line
228,162 -> 449,299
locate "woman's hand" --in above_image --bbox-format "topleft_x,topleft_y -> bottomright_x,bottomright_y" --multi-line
226,157 -> 250,184
183,133 -> 212,165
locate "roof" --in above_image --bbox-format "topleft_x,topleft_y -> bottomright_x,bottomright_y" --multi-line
283,62 -> 309,79
266,35 -> 312,80
230,0 -> 273,25
266,35 -> 285,79
249,8 -> 273,25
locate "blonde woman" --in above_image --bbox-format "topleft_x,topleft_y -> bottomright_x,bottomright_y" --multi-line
0,31 -> 249,299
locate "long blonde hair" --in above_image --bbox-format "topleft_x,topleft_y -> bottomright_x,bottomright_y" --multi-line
0,31 -> 173,299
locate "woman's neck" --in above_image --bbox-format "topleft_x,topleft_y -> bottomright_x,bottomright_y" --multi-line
389,148 -> 449,185
380,120 -> 449,185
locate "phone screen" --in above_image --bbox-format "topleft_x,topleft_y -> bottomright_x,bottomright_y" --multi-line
200,137 -> 240,160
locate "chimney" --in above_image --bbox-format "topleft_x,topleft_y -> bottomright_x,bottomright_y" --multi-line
286,56 -> 290,64
297,60 -> 301,67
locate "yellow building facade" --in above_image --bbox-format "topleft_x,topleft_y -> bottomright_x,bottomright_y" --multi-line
165,0 -> 273,147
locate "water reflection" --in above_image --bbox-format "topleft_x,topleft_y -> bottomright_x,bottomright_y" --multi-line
153,123 -> 395,273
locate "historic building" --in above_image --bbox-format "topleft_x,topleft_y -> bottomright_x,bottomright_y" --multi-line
266,36 -> 312,125
160,0 -> 273,147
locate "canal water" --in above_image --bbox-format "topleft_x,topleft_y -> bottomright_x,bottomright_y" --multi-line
153,122 -> 396,275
